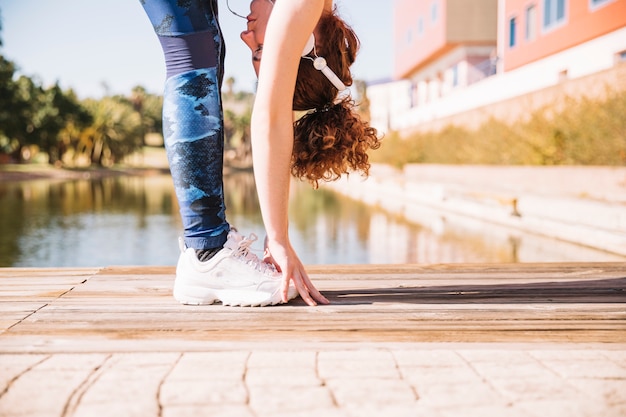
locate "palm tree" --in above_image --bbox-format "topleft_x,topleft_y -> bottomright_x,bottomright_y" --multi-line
80,97 -> 143,166
225,76 -> 236,98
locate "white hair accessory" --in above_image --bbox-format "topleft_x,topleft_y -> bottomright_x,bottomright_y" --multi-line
302,34 -> 347,92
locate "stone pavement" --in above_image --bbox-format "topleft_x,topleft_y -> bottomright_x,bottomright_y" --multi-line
2,345 -> 626,417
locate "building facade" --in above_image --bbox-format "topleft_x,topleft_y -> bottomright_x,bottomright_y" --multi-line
369,0 -> 626,134
394,0 -> 498,107
502,0 -> 626,72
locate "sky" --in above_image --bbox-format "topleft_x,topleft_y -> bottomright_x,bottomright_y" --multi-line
0,0 -> 393,99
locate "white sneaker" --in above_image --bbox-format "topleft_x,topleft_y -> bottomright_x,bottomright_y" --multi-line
173,229 -> 299,307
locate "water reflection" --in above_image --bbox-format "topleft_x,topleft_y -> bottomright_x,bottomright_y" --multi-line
0,172 -> 623,267
292,182 -> 626,264
0,175 -> 180,267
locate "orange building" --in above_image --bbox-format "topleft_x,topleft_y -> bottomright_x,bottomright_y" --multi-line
368,0 -> 626,134
392,0 -> 498,108
394,0 -> 498,80
503,0 -> 626,72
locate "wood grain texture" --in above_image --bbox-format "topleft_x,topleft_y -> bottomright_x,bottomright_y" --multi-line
0,263 -> 625,352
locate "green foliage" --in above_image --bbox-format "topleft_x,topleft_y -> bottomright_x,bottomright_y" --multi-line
79,96 -> 144,166
371,90 -> 626,166
0,50 -> 163,166
130,85 -> 163,137
0,47 -> 254,168
29,84 -> 92,164
354,80 -> 371,122
223,92 -> 254,164
0,59 -> 90,163
0,56 -> 29,156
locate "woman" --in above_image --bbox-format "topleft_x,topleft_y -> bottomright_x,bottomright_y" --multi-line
242,0 -> 381,305
140,0 -> 380,307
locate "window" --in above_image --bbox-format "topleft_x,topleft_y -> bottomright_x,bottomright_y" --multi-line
543,0 -> 566,29
410,82 -> 419,108
431,1 -> 439,23
509,17 -> 517,48
589,0 -> 614,10
451,65 -> 459,87
417,16 -> 424,37
615,50 -> 626,63
525,5 -> 537,41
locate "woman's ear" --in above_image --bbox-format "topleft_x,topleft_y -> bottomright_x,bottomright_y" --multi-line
301,34 -> 315,57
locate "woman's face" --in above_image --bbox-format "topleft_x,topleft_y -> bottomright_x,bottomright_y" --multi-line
240,0 -> 274,73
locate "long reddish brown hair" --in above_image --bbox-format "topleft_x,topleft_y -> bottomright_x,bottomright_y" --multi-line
291,8 -> 382,188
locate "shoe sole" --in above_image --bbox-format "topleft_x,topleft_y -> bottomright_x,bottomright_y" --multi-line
173,284 -> 296,307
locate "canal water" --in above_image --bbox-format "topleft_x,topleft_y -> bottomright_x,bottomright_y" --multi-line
1,173 -> 623,267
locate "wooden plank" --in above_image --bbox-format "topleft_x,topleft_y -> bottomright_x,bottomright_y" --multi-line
0,264 -> 624,352
0,267 -> 100,278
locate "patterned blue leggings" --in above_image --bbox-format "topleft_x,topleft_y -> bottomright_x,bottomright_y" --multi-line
141,0 -> 229,250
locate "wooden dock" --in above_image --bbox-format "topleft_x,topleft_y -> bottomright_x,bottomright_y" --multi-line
1,263 -> 625,416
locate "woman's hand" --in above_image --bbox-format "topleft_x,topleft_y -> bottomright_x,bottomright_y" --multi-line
264,236 -> 329,306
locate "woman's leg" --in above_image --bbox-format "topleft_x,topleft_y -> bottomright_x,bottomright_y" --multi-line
141,0 -> 229,252
139,0 -> 299,307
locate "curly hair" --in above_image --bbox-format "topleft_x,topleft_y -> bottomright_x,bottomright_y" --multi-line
291,8 -> 382,188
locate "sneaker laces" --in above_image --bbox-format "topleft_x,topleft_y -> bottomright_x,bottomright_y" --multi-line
231,233 -> 278,276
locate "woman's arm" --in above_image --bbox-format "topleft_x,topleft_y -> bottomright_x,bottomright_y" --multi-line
251,0 -> 329,306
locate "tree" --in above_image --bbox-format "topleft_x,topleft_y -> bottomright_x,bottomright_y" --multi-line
1,16 -> 156,167
224,108 -> 251,160
30,84 -> 92,164
354,80 -> 371,122
131,85 -> 163,145
79,96 -> 143,166
0,52 -> 92,164
225,76 -> 235,98
0,56 -> 30,159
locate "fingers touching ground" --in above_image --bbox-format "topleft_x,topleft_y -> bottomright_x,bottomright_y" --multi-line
264,237 -> 328,306
281,268 -> 329,306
